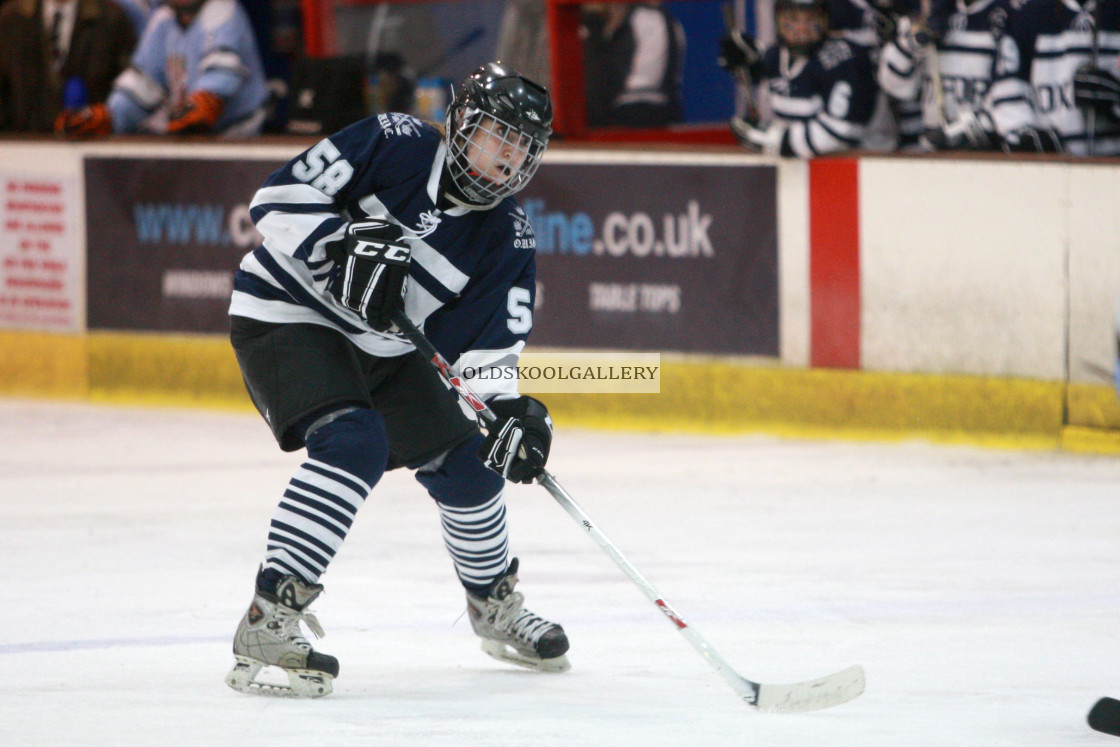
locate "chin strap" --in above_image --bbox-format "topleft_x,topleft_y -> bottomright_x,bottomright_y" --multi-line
439,171 -> 496,211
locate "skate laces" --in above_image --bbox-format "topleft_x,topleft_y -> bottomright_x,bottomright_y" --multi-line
273,603 -> 326,644
490,591 -> 554,645
508,606 -> 556,645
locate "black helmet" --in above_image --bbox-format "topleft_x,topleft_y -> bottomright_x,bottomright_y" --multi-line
444,62 -> 552,209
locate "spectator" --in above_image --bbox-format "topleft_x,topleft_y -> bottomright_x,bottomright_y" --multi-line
987,0 -> 1120,155
0,0 -> 135,132
581,1 -> 686,127
878,0 -> 1011,152
719,0 -> 880,156
56,0 -> 267,137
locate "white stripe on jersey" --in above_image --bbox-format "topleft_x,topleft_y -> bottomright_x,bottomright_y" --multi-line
769,92 -> 824,118
199,49 -> 247,75
818,110 -> 864,140
115,67 -> 167,110
250,183 -> 336,210
1035,29 -> 1107,54
255,211 -> 342,258
357,193 -> 472,294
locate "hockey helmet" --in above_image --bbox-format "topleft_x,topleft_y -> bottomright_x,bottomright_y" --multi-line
444,62 -> 552,209
775,0 -> 830,56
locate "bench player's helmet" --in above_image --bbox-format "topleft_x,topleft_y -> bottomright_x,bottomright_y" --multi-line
444,62 -> 552,209
775,0 -> 830,57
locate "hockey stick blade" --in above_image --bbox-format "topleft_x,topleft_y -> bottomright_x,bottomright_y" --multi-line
539,470 -> 865,712
753,665 -> 866,713
1089,697 -> 1120,737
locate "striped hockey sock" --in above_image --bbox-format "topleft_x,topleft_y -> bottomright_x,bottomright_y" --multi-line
263,458 -> 372,584
436,490 -> 510,593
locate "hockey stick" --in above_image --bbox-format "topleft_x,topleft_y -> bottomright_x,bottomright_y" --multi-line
391,311 -> 866,712
721,0 -> 759,125
926,44 -> 948,129
1087,0 -> 1102,157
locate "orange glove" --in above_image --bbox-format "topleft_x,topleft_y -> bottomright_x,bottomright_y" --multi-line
167,90 -> 224,135
54,103 -> 112,138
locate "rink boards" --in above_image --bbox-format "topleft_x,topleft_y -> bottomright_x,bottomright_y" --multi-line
0,139 -> 1117,452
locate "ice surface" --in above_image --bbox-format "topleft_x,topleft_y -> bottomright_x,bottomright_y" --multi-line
2,399 -> 1119,746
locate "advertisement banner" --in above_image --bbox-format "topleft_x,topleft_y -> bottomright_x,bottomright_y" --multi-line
520,162 -> 778,356
85,157 -> 284,333
0,172 -> 83,331
85,156 -> 778,357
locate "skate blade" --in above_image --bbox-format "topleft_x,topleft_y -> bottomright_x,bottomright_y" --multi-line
226,656 -> 333,698
480,640 -> 571,673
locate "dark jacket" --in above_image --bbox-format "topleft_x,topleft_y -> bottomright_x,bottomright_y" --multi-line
0,0 -> 135,131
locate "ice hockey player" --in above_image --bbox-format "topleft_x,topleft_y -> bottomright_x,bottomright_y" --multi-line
826,0 -> 927,152
55,0 -> 268,137
223,61 -> 569,697
719,0 -> 881,156
877,0 -> 1013,150
987,0 -> 1120,155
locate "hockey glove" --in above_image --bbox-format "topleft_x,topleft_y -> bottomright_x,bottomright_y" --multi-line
479,396 -> 553,484
730,116 -> 786,156
1074,65 -> 1120,119
167,90 -> 225,135
327,220 -> 411,332
54,103 -> 112,138
717,31 -> 764,83
1000,126 -> 1063,154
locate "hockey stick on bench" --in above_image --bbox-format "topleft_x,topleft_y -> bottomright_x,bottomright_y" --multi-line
391,312 -> 866,712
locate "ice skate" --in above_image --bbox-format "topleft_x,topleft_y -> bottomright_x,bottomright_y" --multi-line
226,568 -> 339,697
466,558 -> 570,672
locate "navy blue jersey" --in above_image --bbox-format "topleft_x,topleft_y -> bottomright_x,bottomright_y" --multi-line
989,0 -> 1120,154
760,38 -> 880,155
880,0 -> 1014,131
229,112 -> 538,398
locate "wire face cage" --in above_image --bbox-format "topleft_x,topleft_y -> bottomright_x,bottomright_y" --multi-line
445,107 -> 547,206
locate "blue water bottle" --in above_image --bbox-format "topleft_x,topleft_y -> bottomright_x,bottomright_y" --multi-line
63,76 -> 88,109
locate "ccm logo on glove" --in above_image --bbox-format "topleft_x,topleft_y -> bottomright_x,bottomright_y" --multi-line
351,239 -> 410,263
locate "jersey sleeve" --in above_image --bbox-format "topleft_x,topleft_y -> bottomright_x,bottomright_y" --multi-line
877,18 -> 924,103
